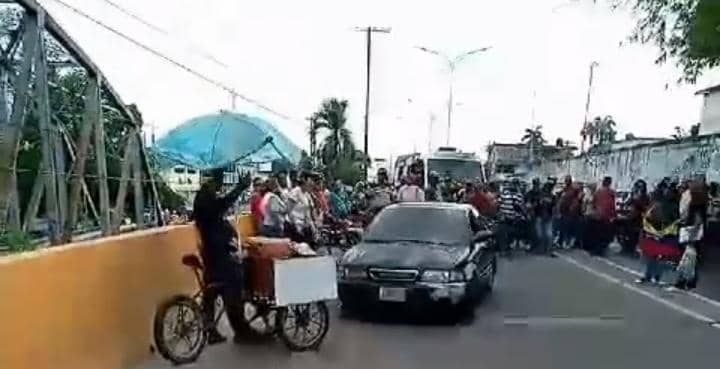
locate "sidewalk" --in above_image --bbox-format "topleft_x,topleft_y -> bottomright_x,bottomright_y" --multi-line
601,243 -> 720,302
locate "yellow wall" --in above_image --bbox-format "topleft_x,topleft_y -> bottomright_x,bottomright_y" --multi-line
0,215 -> 257,369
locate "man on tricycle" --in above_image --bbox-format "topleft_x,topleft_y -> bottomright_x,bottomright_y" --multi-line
192,168 -> 253,344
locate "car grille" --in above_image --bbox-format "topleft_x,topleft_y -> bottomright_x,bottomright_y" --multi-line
368,268 -> 419,282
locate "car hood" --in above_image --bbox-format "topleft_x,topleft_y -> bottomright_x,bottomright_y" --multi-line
341,241 -> 469,270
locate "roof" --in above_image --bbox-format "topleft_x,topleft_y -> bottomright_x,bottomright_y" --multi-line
489,142 -> 525,148
695,83 -> 720,95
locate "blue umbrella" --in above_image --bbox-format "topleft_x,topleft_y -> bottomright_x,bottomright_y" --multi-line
153,111 -> 303,170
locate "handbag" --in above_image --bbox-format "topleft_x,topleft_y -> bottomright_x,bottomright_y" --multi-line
679,224 -> 704,244
676,245 -> 697,280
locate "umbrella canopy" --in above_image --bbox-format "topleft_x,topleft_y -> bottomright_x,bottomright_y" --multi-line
153,111 -> 303,170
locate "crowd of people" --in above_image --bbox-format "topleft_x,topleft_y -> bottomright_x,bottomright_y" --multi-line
247,168 -> 397,245
188,163 -> 720,344
452,172 -> 720,292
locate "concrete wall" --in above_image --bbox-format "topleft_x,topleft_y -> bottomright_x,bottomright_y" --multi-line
532,135 -> 720,190
0,216 -> 257,369
701,92 -> 720,135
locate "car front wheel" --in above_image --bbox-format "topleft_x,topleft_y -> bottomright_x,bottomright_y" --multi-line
484,260 -> 496,292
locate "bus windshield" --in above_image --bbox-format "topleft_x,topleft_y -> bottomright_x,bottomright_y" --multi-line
427,158 -> 483,182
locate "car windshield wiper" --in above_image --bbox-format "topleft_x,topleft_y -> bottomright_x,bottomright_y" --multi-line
363,239 -> 396,243
378,238 -> 456,246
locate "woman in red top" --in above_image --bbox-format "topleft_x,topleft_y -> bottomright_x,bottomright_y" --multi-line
249,177 -> 266,228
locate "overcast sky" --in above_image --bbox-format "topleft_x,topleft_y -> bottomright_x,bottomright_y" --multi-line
39,0 -> 720,159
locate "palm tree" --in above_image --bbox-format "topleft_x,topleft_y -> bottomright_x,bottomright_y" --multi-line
312,98 -> 356,177
522,125 -> 546,162
599,115 -> 617,144
522,125 -> 545,146
671,126 -> 686,141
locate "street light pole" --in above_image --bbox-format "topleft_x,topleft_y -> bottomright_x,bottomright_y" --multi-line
355,26 -> 391,180
581,61 -> 598,152
415,46 -> 491,146
446,65 -> 455,145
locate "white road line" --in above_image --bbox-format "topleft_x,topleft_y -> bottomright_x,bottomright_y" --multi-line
555,253 -> 716,324
595,255 -> 720,310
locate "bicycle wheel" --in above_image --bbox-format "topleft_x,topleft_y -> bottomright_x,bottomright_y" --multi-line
153,295 -> 207,365
276,301 -> 330,351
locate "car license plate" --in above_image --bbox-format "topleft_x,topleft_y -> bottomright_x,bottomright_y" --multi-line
378,287 -> 406,302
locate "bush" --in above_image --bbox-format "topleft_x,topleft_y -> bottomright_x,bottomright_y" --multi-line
0,230 -> 37,253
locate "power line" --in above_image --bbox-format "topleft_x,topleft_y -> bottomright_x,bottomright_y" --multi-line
46,0 -> 293,121
96,0 -> 229,69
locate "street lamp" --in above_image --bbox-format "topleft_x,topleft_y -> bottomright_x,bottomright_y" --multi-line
415,46 -> 492,146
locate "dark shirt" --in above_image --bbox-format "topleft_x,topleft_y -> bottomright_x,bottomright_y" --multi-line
536,190 -> 555,219
192,183 -> 247,281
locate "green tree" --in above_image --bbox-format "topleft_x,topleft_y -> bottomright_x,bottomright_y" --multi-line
311,98 -> 356,179
618,0 -> 720,83
522,125 -> 546,160
597,115 -> 617,145
522,125 -> 546,147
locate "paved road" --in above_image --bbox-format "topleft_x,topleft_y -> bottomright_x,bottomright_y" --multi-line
138,251 -> 720,369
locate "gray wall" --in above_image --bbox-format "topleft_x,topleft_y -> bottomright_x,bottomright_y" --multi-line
531,135 -> 720,190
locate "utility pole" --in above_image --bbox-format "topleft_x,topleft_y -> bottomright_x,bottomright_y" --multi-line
427,112 -> 436,155
355,26 -> 391,180
230,90 -> 238,110
581,61 -> 598,152
307,115 -> 317,166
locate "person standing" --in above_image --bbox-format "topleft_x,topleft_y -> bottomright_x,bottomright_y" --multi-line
590,177 -> 616,256
674,174 -> 708,290
529,181 -> 555,255
497,179 -> 527,254
286,172 -> 317,246
397,176 -> 426,202
470,183 -> 496,216
580,183 -> 597,252
249,177 -> 266,229
329,181 -> 350,219
555,175 -> 582,249
260,177 -> 287,238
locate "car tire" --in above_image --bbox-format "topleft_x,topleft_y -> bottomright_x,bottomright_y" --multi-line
484,260 -> 496,292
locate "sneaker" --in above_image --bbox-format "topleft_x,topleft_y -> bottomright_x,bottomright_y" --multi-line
635,278 -> 650,284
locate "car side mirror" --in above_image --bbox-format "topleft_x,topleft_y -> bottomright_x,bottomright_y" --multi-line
473,230 -> 494,243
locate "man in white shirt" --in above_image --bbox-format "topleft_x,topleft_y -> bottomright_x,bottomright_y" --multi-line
397,177 -> 425,202
286,172 -> 317,244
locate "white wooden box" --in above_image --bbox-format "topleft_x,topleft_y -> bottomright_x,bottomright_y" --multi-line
273,256 -> 338,306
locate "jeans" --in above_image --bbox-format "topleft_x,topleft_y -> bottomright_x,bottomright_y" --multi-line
643,256 -> 665,281
534,217 -> 553,253
557,216 -> 578,247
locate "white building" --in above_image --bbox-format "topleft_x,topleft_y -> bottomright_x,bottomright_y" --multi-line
161,165 -> 201,206
696,83 -> 720,134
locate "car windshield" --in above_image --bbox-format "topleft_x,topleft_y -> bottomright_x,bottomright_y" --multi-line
364,207 -> 472,246
427,158 -> 483,182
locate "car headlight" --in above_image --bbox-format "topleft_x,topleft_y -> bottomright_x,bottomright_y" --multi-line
342,266 -> 367,280
420,270 -> 465,283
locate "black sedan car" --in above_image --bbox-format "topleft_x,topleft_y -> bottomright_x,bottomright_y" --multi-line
338,202 -> 497,313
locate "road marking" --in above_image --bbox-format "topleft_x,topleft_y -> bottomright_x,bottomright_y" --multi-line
595,255 -> 720,310
503,315 -> 625,327
555,253 -> 717,324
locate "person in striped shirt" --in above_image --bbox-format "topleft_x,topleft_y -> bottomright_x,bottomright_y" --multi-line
496,179 -> 528,253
